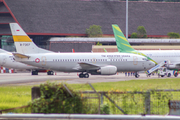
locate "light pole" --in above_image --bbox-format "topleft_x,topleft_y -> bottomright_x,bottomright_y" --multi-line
126,0 -> 128,40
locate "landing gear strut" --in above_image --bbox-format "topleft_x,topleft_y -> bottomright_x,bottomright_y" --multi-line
79,72 -> 89,78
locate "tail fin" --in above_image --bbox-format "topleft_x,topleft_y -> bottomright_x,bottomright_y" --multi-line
112,24 -> 157,64
112,24 -> 136,53
9,23 -> 53,54
103,48 -> 107,53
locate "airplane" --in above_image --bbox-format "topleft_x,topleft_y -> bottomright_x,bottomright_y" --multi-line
9,23 -> 155,78
112,24 -> 179,77
0,48 -> 54,75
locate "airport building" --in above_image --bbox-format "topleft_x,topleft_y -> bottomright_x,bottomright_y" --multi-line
49,38 -> 180,52
0,0 -> 180,52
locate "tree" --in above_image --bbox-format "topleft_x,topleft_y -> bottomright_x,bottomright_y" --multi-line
167,32 -> 180,38
130,32 -> 138,38
96,42 -> 102,45
86,25 -> 103,37
137,26 -> 147,38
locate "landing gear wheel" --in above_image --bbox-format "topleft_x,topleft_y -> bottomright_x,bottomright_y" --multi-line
79,73 -> 89,78
32,70 -> 38,75
135,74 -> 140,78
79,73 -> 84,78
161,75 -> 164,77
174,73 -> 178,77
84,73 -> 89,78
167,73 -> 171,77
47,71 -> 54,75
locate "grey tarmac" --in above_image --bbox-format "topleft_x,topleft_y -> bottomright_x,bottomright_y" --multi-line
0,72 -> 179,86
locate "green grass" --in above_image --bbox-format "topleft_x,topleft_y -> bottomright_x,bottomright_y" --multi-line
69,78 -> 180,91
0,86 -> 32,110
0,78 -> 180,113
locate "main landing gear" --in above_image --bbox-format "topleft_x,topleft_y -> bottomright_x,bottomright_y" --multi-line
79,72 -> 89,78
32,70 -> 38,75
47,71 -> 54,75
31,70 -> 54,75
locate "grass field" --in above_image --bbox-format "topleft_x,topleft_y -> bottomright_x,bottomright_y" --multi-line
69,77 -> 180,91
0,86 -> 32,110
0,77 -> 180,112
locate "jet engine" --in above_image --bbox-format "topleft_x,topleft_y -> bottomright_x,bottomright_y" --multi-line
97,65 -> 117,75
167,64 -> 180,70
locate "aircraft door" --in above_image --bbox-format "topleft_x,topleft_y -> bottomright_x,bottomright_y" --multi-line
0,55 -> 7,66
41,56 -> 47,66
133,56 -> 138,65
92,58 -> 96,64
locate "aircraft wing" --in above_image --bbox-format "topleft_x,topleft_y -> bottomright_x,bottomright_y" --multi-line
12,53 -> 30,58
78,62 -> 100,70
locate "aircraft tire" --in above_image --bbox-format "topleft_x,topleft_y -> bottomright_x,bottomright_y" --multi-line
79,73 -> 84,78
174,73 -> 178,77
84,73 -> 89,78
161,75 -> 164,77
135,74 -> 140,78
167,73 -> 171,77
32,71 -> 38,75
47,71 -> 54,75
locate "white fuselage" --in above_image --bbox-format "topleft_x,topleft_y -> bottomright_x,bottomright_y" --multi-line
0,52 -> 38,69
140,50 -> 180,64
15,52 -> 155,72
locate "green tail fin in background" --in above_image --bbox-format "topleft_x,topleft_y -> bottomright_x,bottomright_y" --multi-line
103,48 -> 107,53
112,24 -> 136,53
112,24 -> 157,64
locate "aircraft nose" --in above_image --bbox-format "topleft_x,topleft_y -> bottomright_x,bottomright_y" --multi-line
149,61 -> 156,67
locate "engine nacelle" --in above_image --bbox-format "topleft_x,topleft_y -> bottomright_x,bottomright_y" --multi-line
97,66 -> 117,75
167,64 -> 180,70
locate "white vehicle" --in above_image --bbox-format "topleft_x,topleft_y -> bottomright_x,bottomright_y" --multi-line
9,23 -> 155,78
158,67 -> 178,77
112,24 -> 180,77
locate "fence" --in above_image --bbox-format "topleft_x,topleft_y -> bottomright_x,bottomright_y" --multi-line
1,89 -> 180,115
81,89 -> 180,115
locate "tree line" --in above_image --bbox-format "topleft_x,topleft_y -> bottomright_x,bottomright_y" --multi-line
86,25 -> 180,38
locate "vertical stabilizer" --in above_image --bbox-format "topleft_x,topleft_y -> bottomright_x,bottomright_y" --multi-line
112,24 -> 157,64
112,24 -> 136,53
9,23 -> 53,54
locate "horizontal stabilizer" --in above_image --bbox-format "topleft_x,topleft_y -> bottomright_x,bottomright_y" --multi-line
147,61 -> 167,74
13,53 -> 30,58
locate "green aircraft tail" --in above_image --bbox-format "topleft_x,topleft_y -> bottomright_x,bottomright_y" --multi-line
112,24 -> 137,53
112,24 -> 157,64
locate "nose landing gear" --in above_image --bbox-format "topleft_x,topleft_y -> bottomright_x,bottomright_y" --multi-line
135,72 -> 140,78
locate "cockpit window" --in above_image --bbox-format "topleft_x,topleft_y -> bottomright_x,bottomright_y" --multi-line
142,58 -> 149,61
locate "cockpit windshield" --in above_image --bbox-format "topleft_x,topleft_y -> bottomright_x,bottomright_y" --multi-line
142,58 -> 149,61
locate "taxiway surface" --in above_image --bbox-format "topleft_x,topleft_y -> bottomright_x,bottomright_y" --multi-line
0,72 -> 178,86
